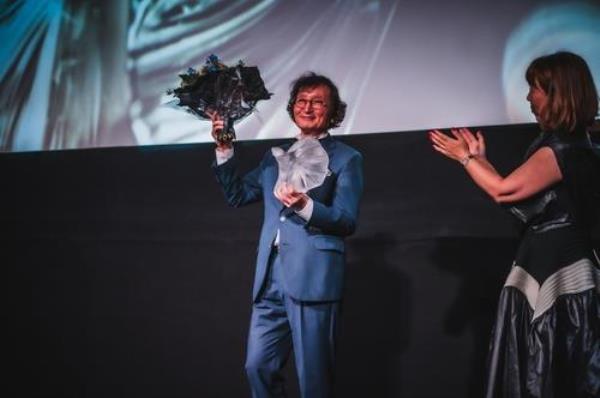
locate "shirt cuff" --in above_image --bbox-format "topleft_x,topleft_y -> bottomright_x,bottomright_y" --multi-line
295,197 -> 313,221
215,146 -> 234,165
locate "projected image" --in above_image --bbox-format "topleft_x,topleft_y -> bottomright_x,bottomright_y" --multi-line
502,2 -> 600,124
1,0 -> 599,152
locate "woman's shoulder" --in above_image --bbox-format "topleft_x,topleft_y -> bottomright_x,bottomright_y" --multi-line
534,131 -> 596,170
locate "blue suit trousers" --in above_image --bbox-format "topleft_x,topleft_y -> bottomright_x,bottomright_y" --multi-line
245,249 -> 340,398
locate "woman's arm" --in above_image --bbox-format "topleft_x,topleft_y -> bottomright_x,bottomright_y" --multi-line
429,128 -> 562,203
464,147 -> 562,203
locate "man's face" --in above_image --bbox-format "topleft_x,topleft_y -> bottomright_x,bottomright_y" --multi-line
292,85 -> 331,135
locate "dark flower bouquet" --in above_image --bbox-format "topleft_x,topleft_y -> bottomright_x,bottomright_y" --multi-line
167,54 -> 271,143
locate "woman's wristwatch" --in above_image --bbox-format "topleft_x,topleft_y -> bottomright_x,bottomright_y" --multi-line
459,154 -> 476,167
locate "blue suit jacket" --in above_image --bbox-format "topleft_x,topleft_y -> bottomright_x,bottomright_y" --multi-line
213,135 -> 363,302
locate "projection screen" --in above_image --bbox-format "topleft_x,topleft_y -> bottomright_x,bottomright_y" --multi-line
1,0 -> 599,151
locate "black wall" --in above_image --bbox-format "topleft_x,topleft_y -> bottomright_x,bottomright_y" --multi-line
3,125 -> 597,397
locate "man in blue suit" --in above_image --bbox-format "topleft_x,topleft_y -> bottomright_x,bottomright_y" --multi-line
210,73 -> 363,398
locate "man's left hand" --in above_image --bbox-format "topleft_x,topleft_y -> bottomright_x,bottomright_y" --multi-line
274,183 -> 309,210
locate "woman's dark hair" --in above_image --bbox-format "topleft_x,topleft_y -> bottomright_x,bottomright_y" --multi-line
526,51 -> 598,133
287,72 -> 347,129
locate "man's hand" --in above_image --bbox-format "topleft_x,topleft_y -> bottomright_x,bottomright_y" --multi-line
207,110 -> 232,151
274,183 -> 309,210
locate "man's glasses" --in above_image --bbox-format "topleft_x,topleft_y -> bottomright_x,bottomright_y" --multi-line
294,98 -> 327,110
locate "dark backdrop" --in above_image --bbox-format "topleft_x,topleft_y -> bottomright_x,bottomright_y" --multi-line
3,125 -> 598,397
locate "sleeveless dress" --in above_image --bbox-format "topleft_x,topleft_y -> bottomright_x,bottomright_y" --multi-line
484,131 -> 600,398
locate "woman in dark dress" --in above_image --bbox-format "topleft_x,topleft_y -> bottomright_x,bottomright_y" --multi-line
429,51 -> 600,398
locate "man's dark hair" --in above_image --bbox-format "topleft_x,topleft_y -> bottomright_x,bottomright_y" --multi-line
287,72 -> 347,129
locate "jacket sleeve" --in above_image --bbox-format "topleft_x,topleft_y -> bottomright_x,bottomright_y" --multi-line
308,152 -> 363,236
212,152 -> 265,208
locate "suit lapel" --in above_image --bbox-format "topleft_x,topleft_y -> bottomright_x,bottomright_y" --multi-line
307,135 -> 336,200
319,134 -> 336,156
270,140 -> 294,213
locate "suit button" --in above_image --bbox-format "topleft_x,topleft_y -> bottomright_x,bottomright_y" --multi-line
280,216 -> 286,222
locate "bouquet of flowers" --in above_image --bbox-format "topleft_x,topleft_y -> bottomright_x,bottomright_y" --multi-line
167,54 -> 271,143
